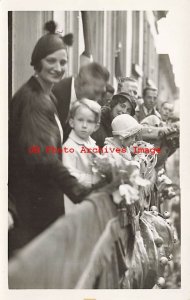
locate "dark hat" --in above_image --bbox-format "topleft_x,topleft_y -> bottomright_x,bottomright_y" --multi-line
31,21 -> 73,67
112,92 -> 136,116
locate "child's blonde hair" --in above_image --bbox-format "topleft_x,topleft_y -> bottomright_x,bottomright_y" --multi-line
70,98 -> 101,124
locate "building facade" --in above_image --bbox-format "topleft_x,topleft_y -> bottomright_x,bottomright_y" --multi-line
10,10 -> 178,103
158,54 -> 178,104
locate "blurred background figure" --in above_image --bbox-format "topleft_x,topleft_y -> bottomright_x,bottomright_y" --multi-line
136,86 -> 161,122
117,77 -> 138,112
92,92 -> 136,147
53,62 -> 110,142
160,101 -> 174,124
98,83 -> 115,107
117,77 -> 138,102
53,62 -> 110,130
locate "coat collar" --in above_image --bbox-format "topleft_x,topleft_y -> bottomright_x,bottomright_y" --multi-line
29,76 -> 58,108
69,130 -> 96,147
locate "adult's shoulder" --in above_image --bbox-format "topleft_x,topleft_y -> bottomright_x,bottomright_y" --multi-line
12,77 -> 42,101
10,76 -> 56,121
10,77 -> 40,112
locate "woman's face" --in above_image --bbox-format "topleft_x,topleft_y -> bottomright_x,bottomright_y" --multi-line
38,49 -> 67,85
111,99 -> 133,119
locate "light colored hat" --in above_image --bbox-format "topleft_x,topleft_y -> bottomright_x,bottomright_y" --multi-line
141,115 -> 161,127
111,114 -> 142,138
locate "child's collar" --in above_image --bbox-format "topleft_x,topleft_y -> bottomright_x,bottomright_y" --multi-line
69,130 -> 96,147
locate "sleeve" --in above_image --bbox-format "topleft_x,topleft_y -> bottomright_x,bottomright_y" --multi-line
41,159 -> 93,203
62,145 -> 93,187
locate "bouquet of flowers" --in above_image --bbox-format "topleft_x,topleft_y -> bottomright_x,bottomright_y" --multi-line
91,154 -> 150,229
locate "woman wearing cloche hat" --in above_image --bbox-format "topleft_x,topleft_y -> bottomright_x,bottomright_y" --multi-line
8,21 -> 105,255
92,92 -> 136,148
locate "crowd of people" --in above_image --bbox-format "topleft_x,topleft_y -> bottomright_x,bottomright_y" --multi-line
8,20 -> 180,288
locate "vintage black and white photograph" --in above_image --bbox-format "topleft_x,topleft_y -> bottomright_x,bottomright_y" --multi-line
1,1 -> 188,295
7,10 -> 182,290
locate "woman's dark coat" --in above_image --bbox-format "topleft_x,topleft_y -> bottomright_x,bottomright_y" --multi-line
8,76 -> 90,253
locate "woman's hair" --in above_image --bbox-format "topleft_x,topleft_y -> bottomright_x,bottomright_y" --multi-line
31,20 -> 73,70
34,61 -> 43,72
70,98 -> 101,124
110,95 -> 127,110
109,93 -> 131,109
109,92 -> 136,116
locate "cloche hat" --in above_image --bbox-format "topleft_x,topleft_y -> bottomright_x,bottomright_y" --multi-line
111,114 -> 142,138
111,92 -> 136,116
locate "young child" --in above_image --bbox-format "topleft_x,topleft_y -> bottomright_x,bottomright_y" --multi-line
63,98 -> 101,188
103,114 -> 142,163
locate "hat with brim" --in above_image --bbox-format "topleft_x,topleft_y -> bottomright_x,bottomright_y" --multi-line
112,114 -> 142,138
112,92 -> 136,116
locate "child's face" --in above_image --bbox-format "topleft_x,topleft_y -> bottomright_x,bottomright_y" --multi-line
70,106 -> 98,140
121,134 -> 136,148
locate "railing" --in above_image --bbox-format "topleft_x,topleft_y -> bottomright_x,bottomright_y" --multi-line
9,186 -> 175,289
